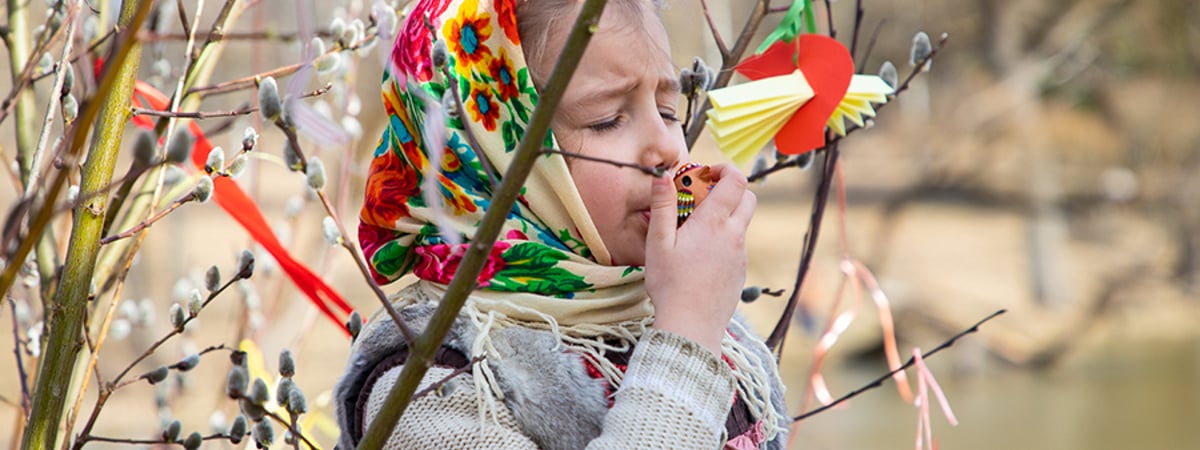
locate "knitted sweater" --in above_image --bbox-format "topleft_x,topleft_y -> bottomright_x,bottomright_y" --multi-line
334,283 -> 789,449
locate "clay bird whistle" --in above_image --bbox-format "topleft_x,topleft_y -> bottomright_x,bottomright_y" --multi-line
673,162 -> 715,226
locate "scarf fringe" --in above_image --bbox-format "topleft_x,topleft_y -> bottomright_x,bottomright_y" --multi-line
457,296 -> 784,441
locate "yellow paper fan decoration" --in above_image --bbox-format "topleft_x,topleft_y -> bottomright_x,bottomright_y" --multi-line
705,70 -> 815,166
826,75 -> 894,136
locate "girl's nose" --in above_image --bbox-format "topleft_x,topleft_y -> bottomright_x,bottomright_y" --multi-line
639,115 -> 686,170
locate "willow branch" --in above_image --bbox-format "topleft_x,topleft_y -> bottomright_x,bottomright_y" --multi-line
19,1 -> 153,448
98,193 -> 194,245
764,142 -> 839,352
110,271 -> 246,386
355,2 -> 610,448
141,29 -> 342,42
264,410 -> 318,450
131,82 -> 331,120
83,433 -> 236,446
72,271 -> 249,449
0,0 -> 150,305
314,190 -> 416,343
186,30 -> 380,99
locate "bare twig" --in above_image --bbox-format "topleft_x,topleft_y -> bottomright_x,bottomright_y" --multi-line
764,142 -> 839,353
0,0 -> 72,128
823,0 -> 836,38
848,0 -> 865,61
411,355 -> 486,402
441,65 -> 500,188
541,148 -> 667,177
98,193 -> 194,245
793,310 -> 1006,422
699,0 -> 730,59
29,27 -> 117,85
857,18 -> 887,71
684,0 -> 773,148
7,298 -> 30,415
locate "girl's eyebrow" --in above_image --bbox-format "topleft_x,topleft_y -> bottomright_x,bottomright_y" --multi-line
578,77 -> 640,104
578,73 -> 680,104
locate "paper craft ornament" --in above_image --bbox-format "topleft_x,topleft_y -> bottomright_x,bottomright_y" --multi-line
827,74 -> 895,136
756,0 -> 814,54
705,71 -> 814,166
705,34 -> 854,165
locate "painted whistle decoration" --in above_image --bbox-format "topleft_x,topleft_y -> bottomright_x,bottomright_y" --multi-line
674,163 -> 715,226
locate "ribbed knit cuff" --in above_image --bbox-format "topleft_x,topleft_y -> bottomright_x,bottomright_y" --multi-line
621,328 -> 737,432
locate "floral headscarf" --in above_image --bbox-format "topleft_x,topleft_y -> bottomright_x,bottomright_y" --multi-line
359,0 -> 654,324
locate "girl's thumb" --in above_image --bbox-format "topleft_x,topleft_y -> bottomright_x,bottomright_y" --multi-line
647,175 -> 677,246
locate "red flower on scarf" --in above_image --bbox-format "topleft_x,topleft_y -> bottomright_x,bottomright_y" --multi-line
488,48 -> 519,101
413,242 -> 510,286
467,86 -> 500,131
493,0 -> 520,45
444,1 -> 493,77
391,0 -> 453,82
361,149 -> 418,228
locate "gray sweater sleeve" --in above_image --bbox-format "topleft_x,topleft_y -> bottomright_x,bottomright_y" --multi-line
358,328 -> 736,449
585,328 -> 738,449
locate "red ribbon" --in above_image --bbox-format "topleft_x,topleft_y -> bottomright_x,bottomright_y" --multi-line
130,81 -> 352,335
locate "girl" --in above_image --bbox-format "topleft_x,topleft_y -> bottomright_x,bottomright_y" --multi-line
335,0 -> 788,448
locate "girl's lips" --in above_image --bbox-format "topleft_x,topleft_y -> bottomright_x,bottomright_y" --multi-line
640,210 -> 652,222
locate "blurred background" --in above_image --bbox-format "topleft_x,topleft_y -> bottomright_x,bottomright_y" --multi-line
1,0 -> 1198,448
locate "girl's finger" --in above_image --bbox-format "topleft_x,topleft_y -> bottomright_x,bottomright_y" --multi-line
730,189 -> 757,229
696,163 -> 747,218
646,175 -> 677,252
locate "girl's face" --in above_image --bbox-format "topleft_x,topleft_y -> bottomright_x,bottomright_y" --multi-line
540,5 -> 687,266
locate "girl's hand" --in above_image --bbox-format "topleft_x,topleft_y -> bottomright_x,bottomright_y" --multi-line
645,163 -> 756,354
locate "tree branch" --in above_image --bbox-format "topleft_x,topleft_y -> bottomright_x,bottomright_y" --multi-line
355,2 -> 611,448
19,1 -> 153,447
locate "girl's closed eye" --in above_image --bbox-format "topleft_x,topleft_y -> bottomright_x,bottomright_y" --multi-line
587,115 -> 624,133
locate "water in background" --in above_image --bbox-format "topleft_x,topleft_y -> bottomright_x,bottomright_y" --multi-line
789,338 -> 1200,450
